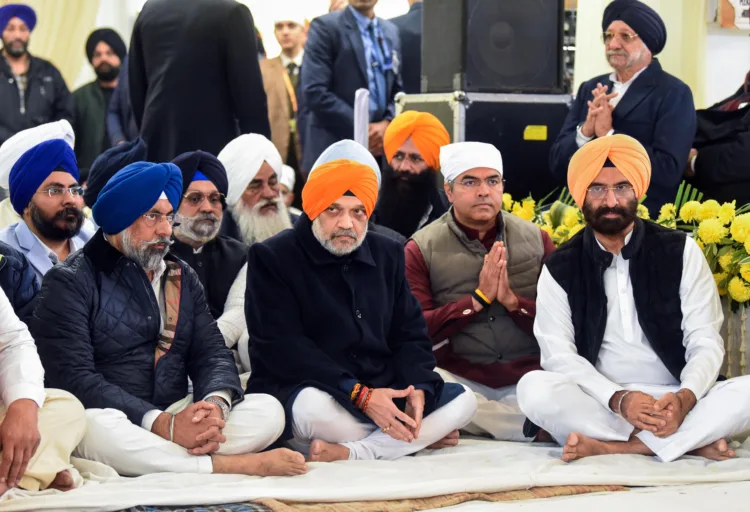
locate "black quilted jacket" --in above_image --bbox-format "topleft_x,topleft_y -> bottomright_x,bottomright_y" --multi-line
0,240 -> 39,324
30,230 -> 243,425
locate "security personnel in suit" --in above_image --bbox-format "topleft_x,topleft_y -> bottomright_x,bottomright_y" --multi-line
390,0 -> 422,95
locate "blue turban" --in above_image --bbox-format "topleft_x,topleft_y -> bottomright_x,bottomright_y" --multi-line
0,4 -> 36,32
603,0 -> 666,55
171,150 -> 228,197
9,139 -> 78,215
84,137 -> 148,208
93,162 -> 182,235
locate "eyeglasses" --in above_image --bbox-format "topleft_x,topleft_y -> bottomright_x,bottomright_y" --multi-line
586,184 -> 635,200
183,191 -> 225,207
38,186 -> 84,198
452,177 -> 505,189
602,31 -> 639,44
141,213 -> 182,227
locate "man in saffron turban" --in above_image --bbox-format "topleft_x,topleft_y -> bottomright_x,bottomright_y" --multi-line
517,134 -> 750,463
245,139 -> 477,462
372,111 -> 450,238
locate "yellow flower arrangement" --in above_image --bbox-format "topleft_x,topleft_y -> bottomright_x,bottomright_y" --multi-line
562,208 -> 580,228
502,193 -> 513,211
719,201 -> 736,225
697,218 -> 728,245
658,204 -> 676,221
679,201 -> 701,223
714,272 -> 729,296
728,276 -> 750,303
697,200 -> 721,221
636,204 -> 650,220
730,213 -> 750,244
719,253 -> 734,271
741,263 -> 750,283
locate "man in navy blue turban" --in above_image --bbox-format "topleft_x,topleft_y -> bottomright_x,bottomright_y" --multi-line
0,139 -> 93,284
31,159 -> 306,479
550,0 -> 696,217
84,137 -> 148,210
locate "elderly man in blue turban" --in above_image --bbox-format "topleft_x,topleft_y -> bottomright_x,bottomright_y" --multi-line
30,162 -> 307,478
550,0 -> 696,217
0,139 -> 94,284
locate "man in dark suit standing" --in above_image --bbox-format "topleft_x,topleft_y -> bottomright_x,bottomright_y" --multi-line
390,0 -> 422,95
549,0 -> 695,216
128,0 -> 271,162
301,0 -> 403,171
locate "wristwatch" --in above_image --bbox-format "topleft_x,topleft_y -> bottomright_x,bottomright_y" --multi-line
205,396 -> 230,421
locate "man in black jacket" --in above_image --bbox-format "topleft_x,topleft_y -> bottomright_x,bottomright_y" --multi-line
129,0 -> 271,162
0,239 -> 37,324
0,4 -> 73,146
32,161 -> 306,477
518,135 -> 750,463
390,0 -> 422,94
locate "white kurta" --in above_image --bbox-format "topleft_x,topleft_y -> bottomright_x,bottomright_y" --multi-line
517,232 -> 750,461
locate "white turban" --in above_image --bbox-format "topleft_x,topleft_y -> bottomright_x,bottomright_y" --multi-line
311,139 -> 381,187
218,134 -> 283,207
0,120 -> 75,189
280,164 -> 296,190
439,142 -> 503,183
273,11 -> 306,27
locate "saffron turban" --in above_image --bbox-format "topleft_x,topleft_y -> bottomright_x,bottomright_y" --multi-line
439,142 -> 503,182
0,120 -> 74,189
0,4 -> 36,32
84,137 -> 148,208
85,28 -> 126,63
9,139 -> 78,215
172,150 -> 228,197
93,162 -> 182,235
217,134 -> 283,207
280,164 -> 296,191
383,111 -> 450,170
303,140 -> 380,220
602,0 -> 666,55
567,134 -> 651,208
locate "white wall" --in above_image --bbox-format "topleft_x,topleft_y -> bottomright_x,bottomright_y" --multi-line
703,29 -> 750,107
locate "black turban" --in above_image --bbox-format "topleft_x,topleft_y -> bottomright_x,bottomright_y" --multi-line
85,28 -> 127,63
171,150 -> 229,198
602,0 -> 666,56
84,138 -> 148,208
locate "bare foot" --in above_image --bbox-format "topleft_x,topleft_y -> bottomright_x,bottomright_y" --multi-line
0,481 -> 8,496
308,440 -> 350,462
562,432 -> 653,462
213,448 -> 308,476
427,430 -> 459,449
48,470 -> 76,491
689,439 -> 736,461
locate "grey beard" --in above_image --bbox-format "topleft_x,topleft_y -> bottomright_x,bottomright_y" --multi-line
231,197 -> 293,245
121,229 -> 173,272
174,212 -> 221,245
311,217 -> 367,256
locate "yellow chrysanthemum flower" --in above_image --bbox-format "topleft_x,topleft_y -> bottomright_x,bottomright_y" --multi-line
695,238 -> 705,251
658,203 -> 676,222
521,199 -> 536,211
511,203 -> 534,221
697,200 -> 720,221
728,276 -> 750,303
730,213 -> 750,243
741,263 -> 750,283
718,252 -> 734,271
718,202 -> 736,225
568,224 -> 585,237
540,225 -> 554,238
679,201 -> 701,223
745,237 -> 750,255
636,204 -> 650,220
542,212 -> 551,226
502,193 -> 513,211
714,272 -> 729,296
562,208 -> 579,228
696,218 -> 728,245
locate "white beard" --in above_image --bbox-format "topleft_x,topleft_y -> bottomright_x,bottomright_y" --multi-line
311,217 -> 368,256
231,197 -> 293,245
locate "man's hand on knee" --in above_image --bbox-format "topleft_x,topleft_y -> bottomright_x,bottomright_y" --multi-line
365,387 -> 418,443
610,391 -> 664,433
151,403 -> 226,451
651,389 -> 696,438
0,399 -> 40,488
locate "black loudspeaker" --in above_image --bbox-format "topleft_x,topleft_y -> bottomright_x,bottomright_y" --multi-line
421,0 -> 565,94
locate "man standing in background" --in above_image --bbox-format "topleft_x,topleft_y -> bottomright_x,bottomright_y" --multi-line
0,4 -> 73,146
390,0 -> 422,94
129,0 -> 270,161
73,29 -> 127,175
260,13 -> 306,210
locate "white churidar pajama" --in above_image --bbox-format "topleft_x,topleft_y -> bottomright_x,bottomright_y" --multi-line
435,368 -> 530,442
518,234 -> 750,461
75,393 -> 285,476
288,385 -> 477,460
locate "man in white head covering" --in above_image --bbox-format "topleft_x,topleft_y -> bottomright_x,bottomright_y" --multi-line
279,164 -> 301,216
218,133 -> 294,245
406,141 -> 555,442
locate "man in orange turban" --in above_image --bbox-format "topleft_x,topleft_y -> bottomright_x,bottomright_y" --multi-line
517,134 -> 746,464
245,139 -> 477,463
374,111 -> 451,237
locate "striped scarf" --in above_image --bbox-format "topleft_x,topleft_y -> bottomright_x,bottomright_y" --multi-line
155,261 -> 182,366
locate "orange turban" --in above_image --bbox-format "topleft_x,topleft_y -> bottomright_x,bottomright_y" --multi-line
567,134 -> 651,208
383,111 -> 449,170
302,159 -> 379,220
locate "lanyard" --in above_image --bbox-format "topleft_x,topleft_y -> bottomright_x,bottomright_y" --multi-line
282,68 -> 298,114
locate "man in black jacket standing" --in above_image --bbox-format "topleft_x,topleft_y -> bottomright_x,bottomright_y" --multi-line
0,4 -> 73,146
32,161 -> 306,477
390,0 -> 422,95
129,0 -> 271,162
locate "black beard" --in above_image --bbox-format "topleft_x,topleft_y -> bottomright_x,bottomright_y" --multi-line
3,39 -> 28,58
30,204 -> 84,241
375,165 -> 436,238
582,198 -> 638,236
95,63 -> 120,82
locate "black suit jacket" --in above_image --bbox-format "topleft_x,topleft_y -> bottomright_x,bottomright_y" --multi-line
390,2 -> 422,94
129,0 -> 271,161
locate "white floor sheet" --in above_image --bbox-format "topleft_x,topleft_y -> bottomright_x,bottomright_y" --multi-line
2,438 -> 750,512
